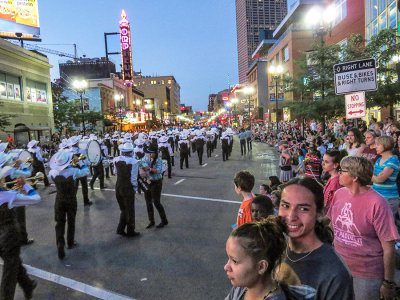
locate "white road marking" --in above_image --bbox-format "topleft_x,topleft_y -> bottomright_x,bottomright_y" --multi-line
0,262 -> 135,300
161,193 -> 241,204
202,163 -> 208,167
174,179 -> 185,185
215,155 -> 218,157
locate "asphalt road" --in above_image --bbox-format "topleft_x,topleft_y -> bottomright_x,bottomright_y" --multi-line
7,138 -> 279,300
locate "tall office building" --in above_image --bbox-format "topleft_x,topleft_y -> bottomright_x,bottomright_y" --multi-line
235,0 -> 287,83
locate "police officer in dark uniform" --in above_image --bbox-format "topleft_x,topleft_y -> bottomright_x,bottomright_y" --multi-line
49,151 -> 90,259
113,142 -> 140,237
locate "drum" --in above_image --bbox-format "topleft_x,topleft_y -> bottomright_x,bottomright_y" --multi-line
78,139 -> 89,150
87,140 -> 101,166
8,149 -> 32,166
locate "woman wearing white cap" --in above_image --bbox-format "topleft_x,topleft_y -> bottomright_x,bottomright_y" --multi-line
49,151 -> 90,259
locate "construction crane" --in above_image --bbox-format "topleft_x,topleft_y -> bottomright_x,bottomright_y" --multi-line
21,43 -> 83,61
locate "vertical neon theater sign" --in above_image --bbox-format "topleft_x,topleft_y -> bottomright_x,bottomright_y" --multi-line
120,10 -> 133,83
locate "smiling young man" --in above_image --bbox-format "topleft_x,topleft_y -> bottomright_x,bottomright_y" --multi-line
327,156 -> 399,300
278,177 -> 354,300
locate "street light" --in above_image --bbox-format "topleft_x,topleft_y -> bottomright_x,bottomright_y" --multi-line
114,93 -> 124,131
269,65 -> 284,131
305,5 -> 336,133
72,79 -> 88,135
243,86 -> 255,128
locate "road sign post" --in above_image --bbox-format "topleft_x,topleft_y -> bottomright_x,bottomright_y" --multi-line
345,92 -> 366,119
334,58 -> 378,95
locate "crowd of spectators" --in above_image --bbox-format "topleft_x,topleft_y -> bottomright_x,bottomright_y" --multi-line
225,117 -> 400,300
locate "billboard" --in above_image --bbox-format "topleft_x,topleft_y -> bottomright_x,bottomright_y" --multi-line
0,0 -> 40,40
120,9 -> 133,82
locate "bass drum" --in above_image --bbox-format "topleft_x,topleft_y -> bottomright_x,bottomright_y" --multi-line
87,140 -> 101,166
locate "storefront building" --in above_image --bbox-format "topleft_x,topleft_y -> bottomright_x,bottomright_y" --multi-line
0,38 -> 54,146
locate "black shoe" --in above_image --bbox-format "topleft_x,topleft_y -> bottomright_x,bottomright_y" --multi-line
168,176 -> 172,178
116,230 -> 127,236
156,221 -> 168,228
84,201 -> 93,206
58,246 -> 65,260
24,280 -> 37,299
146,222 -> 155,229
22,238 -> 34,246
100,185 -> 107,189
126,231 -> 140,237
90,183 -> 94,190
67,242 -> 78,249
106,176 -> 110,179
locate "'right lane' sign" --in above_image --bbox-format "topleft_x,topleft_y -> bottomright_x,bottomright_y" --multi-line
333,58 -> 378,95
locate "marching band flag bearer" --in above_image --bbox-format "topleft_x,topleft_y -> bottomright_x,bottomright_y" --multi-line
0,163 -> 40,300
49,151 -> 90,260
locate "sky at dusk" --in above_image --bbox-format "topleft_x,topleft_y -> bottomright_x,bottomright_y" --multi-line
35,0 -> 239,111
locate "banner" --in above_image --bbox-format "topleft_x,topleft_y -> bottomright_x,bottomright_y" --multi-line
0,0 -> 40,40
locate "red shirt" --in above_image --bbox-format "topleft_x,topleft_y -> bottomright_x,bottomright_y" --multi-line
361,146 -> 381,164
6,136 -> 13,144
323,174 -> 343,213
236,197 -> 254,227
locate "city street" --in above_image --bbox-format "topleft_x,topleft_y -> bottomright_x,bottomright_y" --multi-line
8,139 -> 279,300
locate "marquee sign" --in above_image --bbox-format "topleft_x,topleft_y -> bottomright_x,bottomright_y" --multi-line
120,10 -> 133,82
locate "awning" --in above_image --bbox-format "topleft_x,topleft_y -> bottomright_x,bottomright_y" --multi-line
14,126 -> 51,133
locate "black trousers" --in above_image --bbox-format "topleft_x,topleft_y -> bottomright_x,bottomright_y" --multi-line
240,140 -> 246,155
247,138 -> 252,151
113,145 -> 119,157
207,144 -> 212,158
14,207 -> 28,243
55,199 -> 77,248
75,176 -> 89,204
144,180 -> 167,223
222,147 -> 229,161
197,147 -> 204,165
105,165 -> 114,178
32,162 -> 50,187
0,225 -> 35,300
115,186 -> 136,234
180,153 -> 189,169
90,163 -> 104,188
167,158 -> 172,178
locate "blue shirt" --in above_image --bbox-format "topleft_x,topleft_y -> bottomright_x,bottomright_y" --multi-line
373,155 -> 400,200
238,132 -> 246,140
142,155 -> 163,181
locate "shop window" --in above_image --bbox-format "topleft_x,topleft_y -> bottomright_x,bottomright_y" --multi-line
0,72 -> 22,101
283,45 -> 289,62
26,79 -> 47,104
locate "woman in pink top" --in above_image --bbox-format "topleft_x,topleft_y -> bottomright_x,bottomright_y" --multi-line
321,149 -> 347,213
327,156 -> 399,300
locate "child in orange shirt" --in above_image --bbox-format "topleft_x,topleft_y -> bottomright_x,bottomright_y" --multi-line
234,170 -> 255,227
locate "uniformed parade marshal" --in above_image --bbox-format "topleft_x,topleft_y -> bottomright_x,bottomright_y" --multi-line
112,142 -> 140,237
49,151 -> 90,260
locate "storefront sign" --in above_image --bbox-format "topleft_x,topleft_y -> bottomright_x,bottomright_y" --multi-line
120,10 -> 133,82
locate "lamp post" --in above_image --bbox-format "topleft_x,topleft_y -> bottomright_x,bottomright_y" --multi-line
72,79 -> 88,135
114,93 -> 124,131
243,86 -> 255,129
306,5 -> 336,133
268,65 -> 283,131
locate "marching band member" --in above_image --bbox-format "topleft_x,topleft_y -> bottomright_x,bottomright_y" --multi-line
27,140 -> 50,187
49,151 -> 90,259
89,137 -> 107,190
112,132 -> 120,157
104,133 -> 112,156
178,135 -> 190,169
158,135 -> 173,178
113,143 -> 140,237
0,164 -> 40,300
67,136 -> 92,206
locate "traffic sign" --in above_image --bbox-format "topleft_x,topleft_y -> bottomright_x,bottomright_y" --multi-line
334,58 -> 377,95
269,98 -> 284,102
345,92 -> 366,119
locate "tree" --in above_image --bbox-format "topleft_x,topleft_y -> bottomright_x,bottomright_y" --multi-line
84,110 -> 104,129
52,82 -> 81,132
